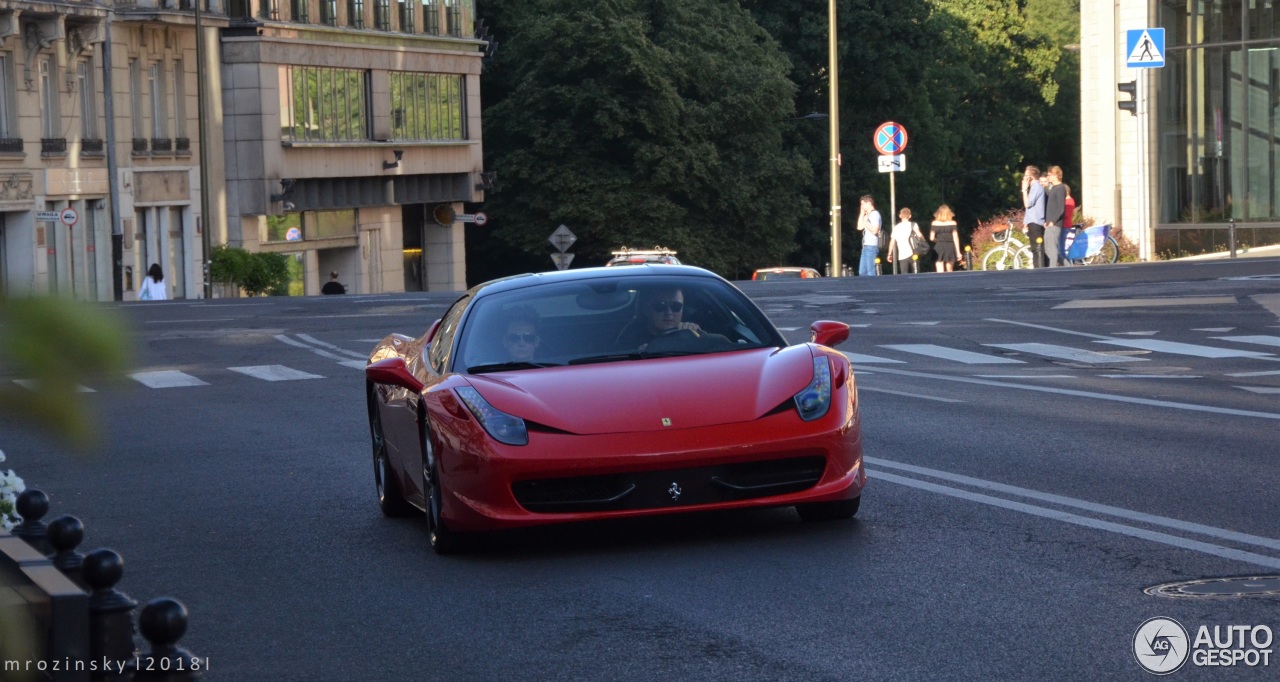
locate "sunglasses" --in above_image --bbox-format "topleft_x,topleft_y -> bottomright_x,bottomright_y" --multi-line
649,301 -> 684,314
504,332 -> 539,344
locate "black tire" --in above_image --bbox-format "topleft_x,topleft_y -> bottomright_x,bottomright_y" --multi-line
370,389 -> 413,517
422,422 -> 465,555
796,495 -> 861,522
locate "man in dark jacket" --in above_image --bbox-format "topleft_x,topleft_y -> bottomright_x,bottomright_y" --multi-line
1044,166 -> 1068,268
322,271 -> 346,295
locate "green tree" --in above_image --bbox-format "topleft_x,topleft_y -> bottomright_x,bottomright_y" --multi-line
471,0 -> 810,281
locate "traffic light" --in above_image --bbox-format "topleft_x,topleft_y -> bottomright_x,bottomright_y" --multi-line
1118,80 -> 1137,116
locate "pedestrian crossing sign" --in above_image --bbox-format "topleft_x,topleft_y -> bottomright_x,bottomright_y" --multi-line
1126,28 -> 1165,68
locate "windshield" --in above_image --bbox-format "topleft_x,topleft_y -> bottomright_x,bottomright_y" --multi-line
456,275 -> 785,373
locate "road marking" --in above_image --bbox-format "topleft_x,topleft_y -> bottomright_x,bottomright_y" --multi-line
1226,369 -> 1280,377
881,344 -> 1023,364
1094,338 -> 1274,358
1053,296 -> 1236,309
846,364 -> 1280,420
296,334 -> 369,359
143,318 -> 236,324
13,380 -> 95,393
1236,386 -> 1280,394
874,471 -> 1280,570
975,374 -> 1076,379
1098,374 -> 1202,379
1212,335 -> 1280,348
274,334 -> 354,361
340,360 -> 367,369
985,342 -> 1147,364
868,458 -> 1280,552
1115,331 -> 1159,336
777,326 -> 800,331
130,370 -> 209,388
986,318 -> 1113,340
841,351 -> 905,364
903,321 -> 941,326
1194,327 -> 1235,332
228,365 -> 325,381
858,386 -> 964,403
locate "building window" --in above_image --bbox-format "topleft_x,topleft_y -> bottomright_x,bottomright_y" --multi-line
149,62 -> 169,142
39,58 -> 59,140
129,59 -> 146,144
389,72 -> 466,141
375,0 -> 391,30
78,60 -> 99,140
172,61 -> 188,141
264,209 -> 356,242
292,0 -> 309,23
422,0 -> 439,35
260,0 -> 281,20
0,54 -> 13,141
348,0 -> 365,28
398,0 -> 414,32
320,0 -> 337,25
281,66 -> 370,142
444,0 -> 463,37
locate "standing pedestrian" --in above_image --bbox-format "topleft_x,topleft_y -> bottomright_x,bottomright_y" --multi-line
138,263 -> 167,301
930,205 -> 963,273
889,207 -> 925,274
322,271 -> 347,295
856,195 -> 882,277
1044,165 -> 1068,268
1021,166 -> 1047,267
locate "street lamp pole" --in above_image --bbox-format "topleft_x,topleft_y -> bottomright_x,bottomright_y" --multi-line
827,0 -> 842,277
195,0 -> 213,299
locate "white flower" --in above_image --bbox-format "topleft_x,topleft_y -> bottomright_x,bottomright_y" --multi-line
0,448 -> 6,463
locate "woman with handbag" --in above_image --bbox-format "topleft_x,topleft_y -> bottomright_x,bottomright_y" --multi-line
889,207 -> 927,274
929,205 -> 963,273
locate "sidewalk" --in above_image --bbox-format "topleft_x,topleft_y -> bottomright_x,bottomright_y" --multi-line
1173,243 -> 1280,260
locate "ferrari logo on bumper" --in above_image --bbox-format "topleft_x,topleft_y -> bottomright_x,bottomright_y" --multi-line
668,482 -> 682,501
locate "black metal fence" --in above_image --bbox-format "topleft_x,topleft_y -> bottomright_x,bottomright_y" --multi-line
1,489 -> 204,681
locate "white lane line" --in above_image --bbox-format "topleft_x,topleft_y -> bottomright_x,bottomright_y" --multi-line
1213,335 -> 1280,348
845,364 -> 1280,420
881,344 -> 1023,365
1115,331 -> 1159,336
874,472 -> 1280,570
985,342 -> 1147,364
858,387 -> 964,403
1236,386 -> 1280,394
777,327 -> 800,331
1094,338 -> 1274,358
143,318 -> 236,324
867,458 -> 1280,552
1054,296 -> 1236,309
274,334 -> 351,361
13,380 -> 95,393
130,370 -> 209,388
228,365 -> 325,381
985,318 -> 1113,340
841,351 -> 905,364
1195,327 -> 1235,332
340,360 -> 367,369
1227,369 -> 1280,377
296,334 -> 368,359
976,374 -> 1076,379
903,321 -> 941,326
1098,374 -> 1202,379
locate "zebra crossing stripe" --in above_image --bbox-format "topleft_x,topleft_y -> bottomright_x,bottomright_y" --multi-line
130,370 -> 209,389
229,365 -> 325,382
1094,338 -> 1274,358
340,360 -> 367,369
984,343 -> 1147,364
880,344 -> 1023,364
1212,335 -> 1280,348
13,380 -> 96,393
1236,386 -> 1280,394
841,352 -> 905,364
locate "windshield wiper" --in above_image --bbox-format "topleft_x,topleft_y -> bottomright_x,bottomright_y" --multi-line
467,361 -> 558,374
567,353 -> 644,366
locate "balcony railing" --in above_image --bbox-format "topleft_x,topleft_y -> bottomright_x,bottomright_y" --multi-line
132,138 -> 149,154
0,138 -> 22,153
41,138 -> 68,154
176,137 -> 191,152
81,138 -> 105,154
151,138 -> 173,152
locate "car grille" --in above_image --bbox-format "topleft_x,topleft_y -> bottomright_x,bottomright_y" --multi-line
511,456 -> 826,513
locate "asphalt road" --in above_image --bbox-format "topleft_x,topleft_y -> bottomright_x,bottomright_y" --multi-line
3,257 -> 1279,680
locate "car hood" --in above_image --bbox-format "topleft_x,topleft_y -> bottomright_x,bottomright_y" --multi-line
464,345 -> 816,435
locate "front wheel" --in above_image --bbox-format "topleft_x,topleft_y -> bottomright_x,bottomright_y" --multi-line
796,495 -> 861,522
982,247 -> 1011,271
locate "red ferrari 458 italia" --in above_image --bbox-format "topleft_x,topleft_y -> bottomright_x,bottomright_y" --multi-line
365,265 -> 865,553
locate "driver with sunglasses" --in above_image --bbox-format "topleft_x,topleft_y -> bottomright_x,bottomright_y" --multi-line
614,286 -> 703,350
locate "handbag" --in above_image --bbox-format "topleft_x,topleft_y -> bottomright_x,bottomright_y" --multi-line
909,227 -> 930,257
138,282 -> 154,301
876,227 -> 889,251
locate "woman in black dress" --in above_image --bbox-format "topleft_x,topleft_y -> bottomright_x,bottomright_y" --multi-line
930,205 -> 962,272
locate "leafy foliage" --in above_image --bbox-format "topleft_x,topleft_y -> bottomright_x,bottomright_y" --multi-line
209,246 -> 291,297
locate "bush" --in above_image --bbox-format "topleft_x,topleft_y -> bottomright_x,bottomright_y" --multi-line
208,246 -> 291,297
968,209 -> 1140,265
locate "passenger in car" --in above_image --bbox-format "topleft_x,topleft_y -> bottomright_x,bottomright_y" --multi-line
614,286 -> 702,350
502,306 -> 541,362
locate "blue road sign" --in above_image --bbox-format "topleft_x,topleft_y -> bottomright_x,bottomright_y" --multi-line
1126,28 -> 1165,69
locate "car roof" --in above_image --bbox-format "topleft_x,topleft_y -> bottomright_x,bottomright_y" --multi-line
468,264 -> 725,300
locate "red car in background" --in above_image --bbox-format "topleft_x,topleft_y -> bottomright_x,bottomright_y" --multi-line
365,265 -> 865,554
752,266 -> 822,281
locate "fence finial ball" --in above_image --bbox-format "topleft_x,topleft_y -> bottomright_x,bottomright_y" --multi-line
83,548 -> 125,589
48,515 -> 85,551
140,598 -> 190,649
16,488 -> 49,521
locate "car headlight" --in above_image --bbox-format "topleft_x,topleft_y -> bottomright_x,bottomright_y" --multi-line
456,386 -> 529,445
793,356 -> 832,421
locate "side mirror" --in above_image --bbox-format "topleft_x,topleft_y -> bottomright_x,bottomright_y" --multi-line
365,357 -> 425,393
809,320 -> 850,348
423,318 -> 443,344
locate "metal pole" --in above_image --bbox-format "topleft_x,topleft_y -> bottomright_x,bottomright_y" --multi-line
827,0 -> 841,278
101,10 -> 123,301
195,0 -> 213,299
1229,218 -> 1237,258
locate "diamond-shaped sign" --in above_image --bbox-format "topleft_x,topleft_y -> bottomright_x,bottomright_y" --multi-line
550,253 -> 575,270
549,225 -> 577,253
